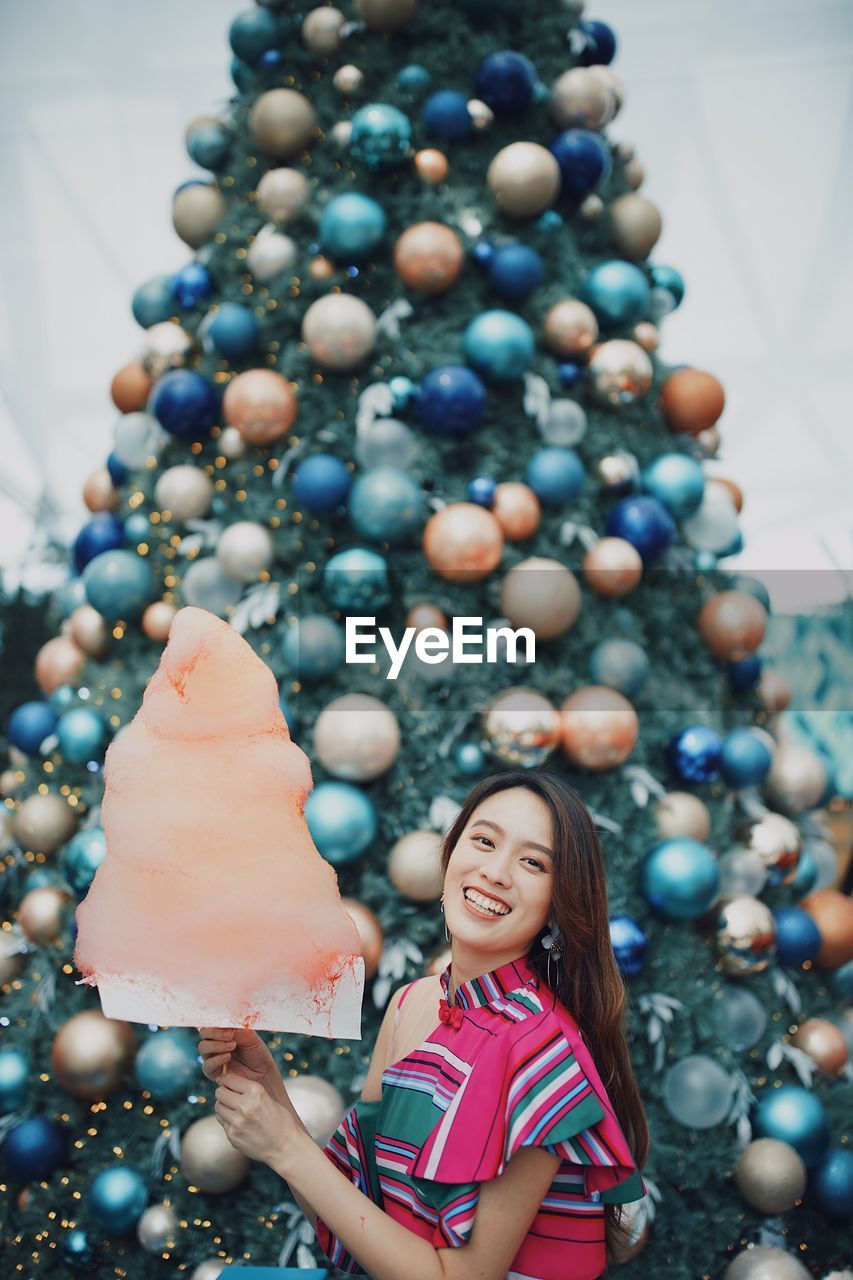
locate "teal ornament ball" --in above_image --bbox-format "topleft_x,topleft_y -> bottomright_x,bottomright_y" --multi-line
50,685 -> 77,712
61,827 -> 108,896
135,1030 -> 199,1101
710,984 -> 767,1051
131,275 -> 174,329
320,192 -> 387,262
663,1055 -> 734,1129
186,119 -> 230,170
323,547 -> 391,612
641,837 -> 720,919
809,1147 -> 853,1218
455,742 -> 486,774
753,1085 -> 831,1168
123,512 -> 150,544
348,467 -> 425,544
304,781 -> 377,866
82,549 -> 154,621
463,310 -> 534,381
89,1165 -> 148,1234
350,103 -> 412,170
0,1048 -> 29,1113
582,260 -> 650,327
589,638 -> 649,696
641,453 -> 705,520
56,709 -> 109,766
62,1226 -> 98,1272
282,615 -> 346,680
55,577 -> 88,619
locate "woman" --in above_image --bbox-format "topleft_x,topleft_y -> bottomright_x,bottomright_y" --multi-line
199,768 -> 649,1280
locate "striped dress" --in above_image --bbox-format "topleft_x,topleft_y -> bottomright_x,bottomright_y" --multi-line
315,951 -> 645,1280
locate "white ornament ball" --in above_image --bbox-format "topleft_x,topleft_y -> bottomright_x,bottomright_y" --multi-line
467,99 -> 494,130
301,293 -> 377,370
332,120 -> 354,147
354,417 -> 417,470
190,1263 -> 225,1280
723,1245 -> 811,1280
256,167 -> 310,224
302,6 -> 345,53
250,88 -> 317,160
333,64 -> 364,95
113,412 -> 168,469
247,224 -> 298,282
182,557 -> 244,615
218,426 -> 247,460
284,1075 -> 345,1146
216,521 -> 275,582
154,465 -> 214,521
141,322 -> 193,378
682,489 -> 740,553
550,67 -> 612,129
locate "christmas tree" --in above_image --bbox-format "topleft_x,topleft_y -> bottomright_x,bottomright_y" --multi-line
2,2 -> 852,1278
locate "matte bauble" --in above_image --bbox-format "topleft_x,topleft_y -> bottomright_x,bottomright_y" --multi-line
302,6 -> 345,53
250,89 -> 317,159
487,142 -> 561,218
734,1138 -> 807,1214
589,637 -> 649,696
247,225 -> 297,281
323,547 -> 390,612
216,521 -> 275,582
582,537 -> 643,597
721,728 -> 774,789
718,847 -> 768,898
282,614 -> 345,679
550,67 -> 611,129
301,293 -> 377,370
394,221 -> 463,295
190,1262 -> 226,1280
111,362 -> 153,413
256,167 -> 310,224
388,830 -> 444,901
801,889 -> 853,969
790,1019 -> 848,1075
180,1114 -> 250,1192
14,792 -> 77,854
333,64 -> 364,94
463,309 -> 534,381
223,368 -> 297,446
285,1075 -> 346,1146
304,781 -> 377,866
172,183 -> 226,249
422,503 -> 504,582
582,260 -> 650,327
355,0 -> 418,30
663,1054 -> 733,1128
142,602 -> 177,642
500,557 -> 581,640
661,368 -> 726,435
559,686 -> 638,770
609,192 -> 663,259
52,1010 -> 135,1099
320,192 -> 387,262
137,1203 -> 178,1252
83,468 -> 119,513
418,365 -> 487,438
698,590 -> 766,661
35,635 -> 86,694
155,465 -> 214,521
2,1116 -> 69,1182
18,885 -> 72,943
641,452 -> 705,520
340,898 -> 384,980
414,148 -> 448,183
543,299 -> 598,358
354,416 -> 417,470
773,906 -> 823,967
766,743 -> 828,816
83,549 -> 154,621
348,466 -> 426,544
68,604 -> 111,658
715,895 -> 776,976
482,687 -> 562,767
181,557 -> 243,615
313,694 -> 400,781
491,482 -> 541,541
56,707 -> 109,765
6,701 -> 57,755
588,339 -> 653,406
711,984 -> 767,1051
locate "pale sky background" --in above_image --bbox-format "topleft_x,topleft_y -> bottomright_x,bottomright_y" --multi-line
1,0 -> 852,613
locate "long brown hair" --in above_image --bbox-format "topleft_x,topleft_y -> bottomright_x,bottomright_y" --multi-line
438,768 -> 649,1262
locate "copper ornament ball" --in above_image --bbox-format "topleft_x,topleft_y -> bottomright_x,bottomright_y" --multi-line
142,602 -> 178,643
422,503 -> 504,582
83,467 -> 119,513
491,482 -> 541,542
223,368 -> 298,446
414,149 -> 448,184
111,362 -> 153,414
790,1018 -> 849,1075
582,537 -> 643,597
51,1009 -> 136,1099
543,299 -> 599,359
393,221 -> 464,296
35,635 -> 86,695
801,888 -> 853,969
698,590 -> 766,662
560,687 -> 639,770
341,898 -> 384,980
661,368 -> 726,436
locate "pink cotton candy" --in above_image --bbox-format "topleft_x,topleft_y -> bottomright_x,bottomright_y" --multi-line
73,605 -> 365,1037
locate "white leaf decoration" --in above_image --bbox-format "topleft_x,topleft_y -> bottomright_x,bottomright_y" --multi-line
376,298 -> 414,340
522,371 -> 552,427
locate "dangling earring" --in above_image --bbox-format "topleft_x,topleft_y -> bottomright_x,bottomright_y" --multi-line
542,920 -> 563,989
440,893 -> 451,943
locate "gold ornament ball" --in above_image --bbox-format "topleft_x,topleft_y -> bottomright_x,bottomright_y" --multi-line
559,687 -> 639,771
661,368 -> 726,436
790,1018 -> 849,1075
35,634 -> 86,695
355,0 -> 418,31
256,166 -> 311,224
715,895 -> 776,976
492,482 -> 541,542
301,5 -> 345,53
52,1009 -> 136,1099
181,1114 -> 250,1193
801,889 -> 853,969
550,67 -> 612,129
285,1075 -> 346,1146
422,503 -> 504,582
723,1245 -> 810,1280
309,255 -> 335,280
588,339 -> 653,406
588,64 -> 626,117
137,1202 -> 178,1253
500,557 -> 581,641
543,299 -> 598,359
582,537 -> 643,598
609,192 -> 663,259
736,812 -> 800,886
111,362 -> 153,413
216,521 -> 275,583
142,602 -> 178,643
405,603 -> 447,632
141,321 -> 193,378
172,183 -> 226,250
483,687 -> 562,768
333,64 -> 364,94
654,791 -> 712,843
14,792 -> 77,854
624,158 -> 645,190
487,142 -> 561,218
155,465 -> 214,522
414,149 -> 448,184
388,831 -> 445,902
223,368 -> 298,446
698,590 -> 767,662
68,604 -> 111,659
83,467 -> 119,513
341,898 -> 384,980
734,1138 -> 806,1214
393,221 -> 464,296
191,1262 -> 226,1280
758,670 -> 791,715
301,293 -> 377,370
313,693 -> 400,781
766,742 -> 828,815
18,885 -> 72,944
250,89 -> 317,160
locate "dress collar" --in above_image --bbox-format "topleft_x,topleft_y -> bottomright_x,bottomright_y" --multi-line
439,950 -> 540,1010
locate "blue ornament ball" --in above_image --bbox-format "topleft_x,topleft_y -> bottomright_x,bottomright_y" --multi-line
0,1048 -> 29,1113
323,547 -> 391,612
641,838 -> 720,920
589,638 -> 649,696
605,495 -> 675,562
150,369 -> 218,441
467,476 -> 496,507
320,192 -> 387,263
106,451 -> 129,485
49,685 -> 77,713
230,56 -> 254,92
3,1115 -> 69,1181
720,728 -> 773,788
582,260 -> 650,327
73,513 -> 126,574
474,50 -> 536,113
550,129 -> 612,197
205,302 -> 259,360
719,529 -> 744,558
62,1227 -> 98,1273
61,828 -> 108,897
397,64 -> 431,93
641,453 -> 705,520
772,907 -> 823,967
54,576 -> 88,619
557,362 -> 584,388
423,90 -> 473,141
228,7 -> 281,66
455,741 -> 486,774
82,550 -> 155,622
258,48 -> 282,70
609,915 -> 649,976
577,18 -> 618,65
728,654 -> 761,692
56,709 -> 109,766
753,1085 -> 831,1169
282,615 -> 346,680
650,264 -> 685,308
348,467 -> 425,545
350,103 -> 412,170
131,275 -> 174,329
171,262 -> 213,309
463,309 -> 534,381
526,447 -> 586,506
666,724 -> 723,784
135,1030 -> 199,1101
123,513 -> 150,545
418,365 -> 487,438
292,454 -> 352,514
694,550 -> 718,573
389,375 -> 415,410
472,240 -> 496,269
790,846 -> 819,897
488,243 -> 544,302
89,1164 -> 148,1234
186,119 -> 230,170
304,782 -> 377,866
7,702 -> 58,756
810,1147 -> 853,1218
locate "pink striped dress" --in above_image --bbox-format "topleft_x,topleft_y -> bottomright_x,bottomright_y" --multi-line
315,951 -> 645,1279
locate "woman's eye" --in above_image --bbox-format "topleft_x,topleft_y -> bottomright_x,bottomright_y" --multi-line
525,857 -> 545,871
473,834 -> 493,848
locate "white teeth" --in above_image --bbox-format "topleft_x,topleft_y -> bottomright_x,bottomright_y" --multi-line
464,888 -> 510,916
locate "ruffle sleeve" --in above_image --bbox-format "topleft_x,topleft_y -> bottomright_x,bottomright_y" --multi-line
314,1098 -> 382,1275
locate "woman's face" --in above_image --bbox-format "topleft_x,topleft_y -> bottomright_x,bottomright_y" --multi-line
443,787 -> 555,957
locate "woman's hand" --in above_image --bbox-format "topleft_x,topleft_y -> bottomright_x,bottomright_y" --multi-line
214,1070 -> 309,1170
198,1026 -> 276,1089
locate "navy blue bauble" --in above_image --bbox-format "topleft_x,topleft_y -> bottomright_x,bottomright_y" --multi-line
651,264 -> 685,309
720,728 -> 773,788
463,309 -> 534,381
557,362 -> 584,388
7,701 -> 58,755
423,90 -> 473,141
134,1030 -> 199,1101
582,260 -> 650,327
810,1147 -> 853,1218
488,243 -> 543,302
206,302 -> 259,359
609,915 -> 649,976
106,452 -> 129,485
350,103 -> 412,171
304,782 -> 377,866
186,119 -> 230,170
89,1165 -> 148,1234
292,454 -> 352,514
641,838 -> 720,920
348,467 -> 425,545
150,369 -> 218,441
131,275 -> 174,329
590,638 -> 649,696
772,907 -> 823,967
577,18 -> 618,65
753,1085 -> 831,1169
474,50 -> 536,113
605,495 -> 675,563
418,365 -> 487,438
467,476 -> 496,506
320,192 -> 387,263
666,725 -> 723,784
550,129 -> 612,197
728,654 -> 761,692
73,513 -> 125,574
526,447 -> 586,506
228,7 -> 281,66
3,1115 -> 68,1181
472,240 -> 496,269
282,614 -> 346,680
171,262 -> 213,309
